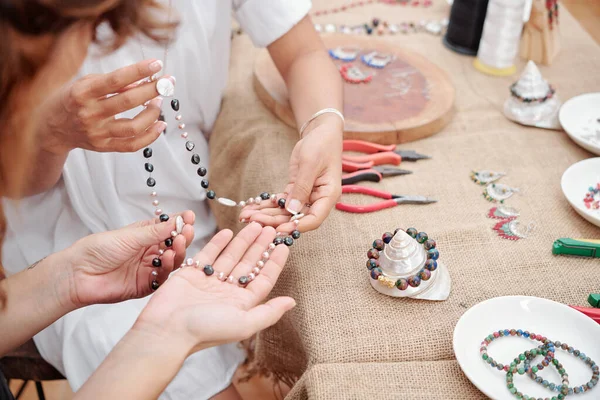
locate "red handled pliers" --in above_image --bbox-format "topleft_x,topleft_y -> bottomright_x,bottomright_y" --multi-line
570,305 -> 600,324
342,140 -> 431,172
336,185 -> 437,213
342,166 -> 412,185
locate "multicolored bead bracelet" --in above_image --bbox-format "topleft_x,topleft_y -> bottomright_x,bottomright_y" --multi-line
367,228 -> 439,290
510,82 -> 556,104
508,346 -> 569,400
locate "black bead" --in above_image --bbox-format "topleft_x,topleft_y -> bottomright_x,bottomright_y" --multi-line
273,237 -> 284,246
203,265 -> 214,276
145,162 -> 154,173
201,179 -> 209,189
159,214 -> 169,222
143,148 -> 153,158
152,258 -> 162,267
260,192 -> 270,200
372,18 -> 380,27
197,167 -> 207,177
206,190 -> 216,199
291,230 -> 301,239
146,177 -> 156,187
191,154 -> 200,164
278,198 -> 286,208
238,276 -> 249,286
151,280 -> 160,290
171,99 -> 180,111
284,237 -> 294,246
185,141 -> 195,151
158,112 -> 165,122
165,238 -> 173,247
366,27 -> 373,35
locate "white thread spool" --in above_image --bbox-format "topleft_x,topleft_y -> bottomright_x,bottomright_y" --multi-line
474,0 -> 527,76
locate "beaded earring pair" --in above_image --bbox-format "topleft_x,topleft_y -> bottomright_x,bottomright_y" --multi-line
470,170 -> 520,203
329,48 -> 395,84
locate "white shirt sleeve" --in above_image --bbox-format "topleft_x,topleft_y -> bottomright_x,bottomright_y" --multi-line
233,0 -> 312,47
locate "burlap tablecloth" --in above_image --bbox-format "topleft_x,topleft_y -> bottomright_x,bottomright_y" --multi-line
209,2 -> 600,398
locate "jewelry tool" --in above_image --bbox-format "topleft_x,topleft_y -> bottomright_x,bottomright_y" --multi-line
342,140 -> 431,172
552,238 -> 600,258
336,185 -> 437,213
589,294 -> 600,308
569,305 -> 600,324
341,166 -> 412,185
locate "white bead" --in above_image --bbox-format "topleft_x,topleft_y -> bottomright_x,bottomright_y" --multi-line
181,132 -> 188,138
314,24 -> 322,32
186,258 -> 194,266
154,208 -> 163,215
248,273 -> 255,281
262,252 -> 270,260
171,230 -> 178,237
324,23 -> 336,33
252,267 -> 261,274
175,215 -> 184,234
218,272 -> 225,281
175,114 -> 182,120
294,220 -> 300,226
151,191 -> 157,197
152,200 -> 159,206
254,196 -> 262,204
178,123 -> 185,130
227,276 -> 234,283
240,218 -> 246,223
151,270 -> 158,277
270,194 -> 277,203
195,260 -> 201,267
290,213 -> 305,222
239,201 -> 246,207
156,78 -> 175,97
217,197 -> 237,207
268,243 -> 276,251
248,198 -> 255,204
257,260 -> 265,268
180,263 -> 186,268
158,249 -> 164,255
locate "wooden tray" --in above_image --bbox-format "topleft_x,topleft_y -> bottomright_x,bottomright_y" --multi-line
254,34 -> 455,145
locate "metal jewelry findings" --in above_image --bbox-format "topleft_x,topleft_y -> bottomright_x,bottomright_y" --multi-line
493,219 -> 534,241
339,63 -> 373,84
483,183 -> 519,203
328,46 -> 360,62
470,170 -> 506,186
361,51 -> 395,69
487,206 -> 520,220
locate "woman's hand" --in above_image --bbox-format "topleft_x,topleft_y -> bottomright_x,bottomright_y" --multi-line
39,59 -> 170,155
132,223 -> 295,354
239,116 -> 343,233
64,211 -> 195,308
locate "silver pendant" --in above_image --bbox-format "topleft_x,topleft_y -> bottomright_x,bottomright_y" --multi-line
156,78 -> 175,97
361,52 -> 395,69
470,170 -> 506,186
483,183 -> 519,203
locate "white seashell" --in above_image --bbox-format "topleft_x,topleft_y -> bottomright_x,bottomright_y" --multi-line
503,61 -> 561,130
217,197 -> 237,207
175,215 -> 184,234
370,230 -> 451,301
156,78 -> 175,97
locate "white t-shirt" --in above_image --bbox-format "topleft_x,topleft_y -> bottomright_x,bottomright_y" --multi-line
2,1 -> 311,397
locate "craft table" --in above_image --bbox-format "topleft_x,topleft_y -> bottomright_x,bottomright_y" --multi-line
209,1 -> 600,398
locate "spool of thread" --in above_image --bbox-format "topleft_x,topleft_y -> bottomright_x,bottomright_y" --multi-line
443,0 -> 490,56
474,0 -> 527,76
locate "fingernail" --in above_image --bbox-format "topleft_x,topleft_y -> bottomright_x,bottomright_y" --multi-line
169,76 -> 176,84
155,96 -> 164,107
149,60 -> 163,72
286,199 -> 302,215
157,121 -> 167,132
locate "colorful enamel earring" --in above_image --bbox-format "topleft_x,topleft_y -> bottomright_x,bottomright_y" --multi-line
328,47 -> 360,62
340,64 -> 373,84
483,183 -> 519,203
470,170 -> 506,186
487,206 -> 520,220
493,219 -> 534,241
360,52 -> 395,69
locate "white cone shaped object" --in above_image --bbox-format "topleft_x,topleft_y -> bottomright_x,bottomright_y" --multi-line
370,230 -> 451,300
503,60 -> 561,130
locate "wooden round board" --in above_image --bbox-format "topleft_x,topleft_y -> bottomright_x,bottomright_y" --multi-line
254,35 -> 455,145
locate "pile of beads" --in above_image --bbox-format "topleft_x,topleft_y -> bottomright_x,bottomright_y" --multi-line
311,0 -> 434,17
583,183 -> 600,211
315,18 -> 448,36
144,78 -> 302,290
480,328 -> 599,399
366,227 -> 439,290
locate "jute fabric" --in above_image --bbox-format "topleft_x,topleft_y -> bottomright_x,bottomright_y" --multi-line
209,1 -> 600,397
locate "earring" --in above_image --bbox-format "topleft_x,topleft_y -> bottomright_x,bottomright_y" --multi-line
329,47 -> 360,62
470,170 -> 506,186
493,219 -> 534,241
483,183 -> 519,203
361,52 -> 395,69
340,64 -> 373,84
487,206 -> 520,220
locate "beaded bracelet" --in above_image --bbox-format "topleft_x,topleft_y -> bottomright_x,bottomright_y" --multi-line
510,82 -> 556,104
367,227 -> 439,290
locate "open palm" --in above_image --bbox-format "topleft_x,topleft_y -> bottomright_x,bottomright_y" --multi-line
135,223 -> 295,353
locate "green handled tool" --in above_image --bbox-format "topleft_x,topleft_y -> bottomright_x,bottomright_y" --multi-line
552,238 -> 600,258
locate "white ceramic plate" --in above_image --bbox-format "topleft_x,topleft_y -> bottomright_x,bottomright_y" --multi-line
559,93 -> 600,156
454,296 -> 600,400
561,158 -> 600,228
